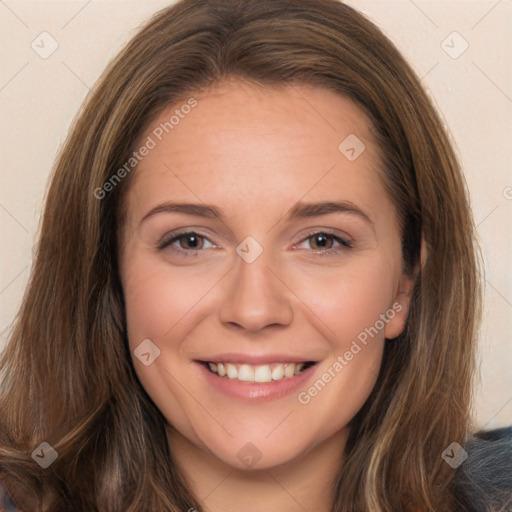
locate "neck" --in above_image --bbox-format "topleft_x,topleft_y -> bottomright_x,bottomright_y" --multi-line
166,426 -> 349,512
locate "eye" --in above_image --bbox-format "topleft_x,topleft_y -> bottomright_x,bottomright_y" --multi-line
156,231 -> 216,256
156,229 -> 353,258
297,231 -> 352,255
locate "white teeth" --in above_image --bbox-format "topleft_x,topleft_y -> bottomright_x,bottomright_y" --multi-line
284,364 -> 296,378
238,364 -> 255,382
271,365 -> 284,380
206,361 -> 309,382
226,363 -> 238,379
254,365 -> 272,383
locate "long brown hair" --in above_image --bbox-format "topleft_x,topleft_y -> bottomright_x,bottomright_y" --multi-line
0,0 -> 482,510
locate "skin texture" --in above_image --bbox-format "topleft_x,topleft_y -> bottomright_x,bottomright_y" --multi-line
118,78 -> 416,512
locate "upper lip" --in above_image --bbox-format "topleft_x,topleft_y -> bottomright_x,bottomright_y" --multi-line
196,353 -> 318,365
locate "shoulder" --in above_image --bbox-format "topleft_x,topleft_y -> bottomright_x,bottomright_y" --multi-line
0,479 -> 22,511
453,425 -> 512,511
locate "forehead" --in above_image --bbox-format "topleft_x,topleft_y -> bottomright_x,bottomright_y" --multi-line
124,79 -> 387,224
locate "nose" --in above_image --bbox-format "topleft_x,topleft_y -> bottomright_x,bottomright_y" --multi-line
219,249 -> 294,333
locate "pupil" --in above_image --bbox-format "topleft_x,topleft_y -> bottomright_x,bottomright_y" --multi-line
313,234 -> 330,249
185,234 -> 199,249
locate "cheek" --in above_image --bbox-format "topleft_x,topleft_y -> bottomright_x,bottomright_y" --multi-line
121,257 -> 213,434
122,255 -> 219,346
276,258 -> 395,425
292,255 -> 397,345
291,286 -> 389,441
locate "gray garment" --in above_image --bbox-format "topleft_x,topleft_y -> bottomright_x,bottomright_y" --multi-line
454,426 -> 512,511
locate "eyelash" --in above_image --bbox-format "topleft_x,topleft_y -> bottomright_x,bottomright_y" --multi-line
156,230 -> 353,257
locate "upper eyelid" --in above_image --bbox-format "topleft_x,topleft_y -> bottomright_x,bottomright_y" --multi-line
159,230 -> 217,248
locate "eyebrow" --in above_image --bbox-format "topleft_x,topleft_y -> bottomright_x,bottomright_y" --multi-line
139,200 -> 374,227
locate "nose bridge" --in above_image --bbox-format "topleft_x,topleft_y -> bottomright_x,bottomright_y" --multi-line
219,239 -> 294,332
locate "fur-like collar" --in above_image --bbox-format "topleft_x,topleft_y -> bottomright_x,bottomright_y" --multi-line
454,426 -> 512,511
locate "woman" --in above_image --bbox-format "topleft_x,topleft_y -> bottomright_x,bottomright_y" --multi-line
0,0 -> 510,510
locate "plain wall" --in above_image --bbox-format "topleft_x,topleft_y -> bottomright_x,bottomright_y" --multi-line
0,0 -> 511,429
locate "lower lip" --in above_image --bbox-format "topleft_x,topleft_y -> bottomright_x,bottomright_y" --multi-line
195,361 -> 318,401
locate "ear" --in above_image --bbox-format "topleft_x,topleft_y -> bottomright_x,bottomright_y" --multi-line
384,237 -> 427,340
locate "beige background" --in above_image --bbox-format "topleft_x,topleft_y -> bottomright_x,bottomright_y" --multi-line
1,0 -> 511,429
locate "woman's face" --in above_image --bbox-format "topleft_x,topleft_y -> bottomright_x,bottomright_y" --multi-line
119,78 -> 415,470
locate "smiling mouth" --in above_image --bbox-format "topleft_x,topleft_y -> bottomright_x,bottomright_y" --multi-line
198,361 -> 317,383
